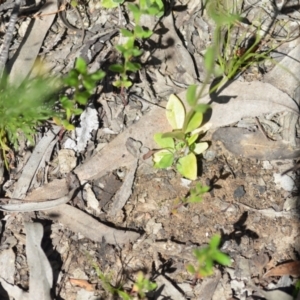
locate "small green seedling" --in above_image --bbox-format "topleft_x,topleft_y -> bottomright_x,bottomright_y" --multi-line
172,182 -> 209,214
131,272 -> 157,299
153,85 -> 210,180
187,235 -> 231,278
108,0 -> 164,91
55,57 -> 105,130
92,259 -> 156,300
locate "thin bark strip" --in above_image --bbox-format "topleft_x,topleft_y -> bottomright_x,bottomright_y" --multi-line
0,0 -> 21,78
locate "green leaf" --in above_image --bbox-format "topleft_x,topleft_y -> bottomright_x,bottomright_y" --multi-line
90,70 -> 106,81
61,119 -> 75,130
75,91 -> 90,104
186,85 -> 198,107
209,235 -> 221,249
162,131 -> 185,141
186,264 -> 196,274
60,96 -> 73,109
187,133 -> 199,145
109,64 -> 124,73
115,45 -> 126,54
135,25 -> 152,38
154,133 -> 174,148
75,57 -> 87,74
82,78 -> 96,92
188,194 -> 204,203
153,150 -> 174,168
70,0 -> 78,7
131,48 -> 143,57
101,0 -> 120,8
194,104 -> 210,114
128,3 -> 142,22
121,28 -> 134,37
134,25 -> 144,37
117,290 -> 131,300
213,252 -> 231,266
176,152 -> 197,180
204,46 -> 215,74
141,28 -> 153,38
166,94 -> 185,129
154,0 -> 164,11
125,61 -> 141,72
72,108 -> 83,115
185,111 -> 203,133
193,142 -> 208,154
64,70 -> 79,87
112,80 -> 122,88
147,5 -> 162,16
121,80 -> 132,88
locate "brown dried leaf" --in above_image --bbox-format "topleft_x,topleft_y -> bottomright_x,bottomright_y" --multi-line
264,261 -> 300,277
69,278 -> 94,291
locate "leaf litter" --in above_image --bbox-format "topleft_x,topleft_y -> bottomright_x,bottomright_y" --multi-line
0,0 -> 300,299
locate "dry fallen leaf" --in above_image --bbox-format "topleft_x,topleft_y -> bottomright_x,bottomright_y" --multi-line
264,261 -> 300,277
212,128 -> 300,160
69,278 -> 95,291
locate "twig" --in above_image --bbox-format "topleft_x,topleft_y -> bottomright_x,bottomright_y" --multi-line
255,117 -> 273,141
31,4 -> 65,19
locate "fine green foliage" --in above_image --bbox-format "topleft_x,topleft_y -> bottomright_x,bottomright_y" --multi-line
153,85 -> 209,180
205,0 -> 299,93
108,0 -> 164,89
208,0 -> 265,80
55,57 -> 106,130
171,182 -> 209,214
187,235 -> 231,278
204,0 -> 247,92
0,57 -> 105,168
0,75 -> 62,168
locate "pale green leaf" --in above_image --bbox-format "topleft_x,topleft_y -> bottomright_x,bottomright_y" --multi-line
194,104 -> 210,113
210,235 -> 221,248
187,133 -> 199,145
186,264 -> 196,274
101,0 -> 119,8
153,150 -> 174,168
120,28 -> 134,37
186,84 -> 198,107
214,252 -> 231,266
117,290 -> 131,300
176,152 -> 197,180
162,131 -> 185,141
185,111 -> 203,133
154,133 -> 174,148
204,46 -> 215,73
194,142 -> 208,154
75,57 -> 87,74
166,94 -> 185,129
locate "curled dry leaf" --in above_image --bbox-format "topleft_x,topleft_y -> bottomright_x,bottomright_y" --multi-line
264,261 -> 300,277
69,278 -> 95,291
